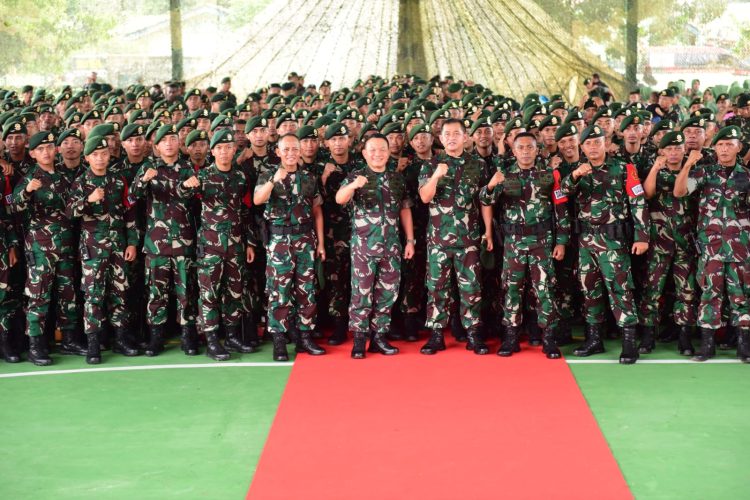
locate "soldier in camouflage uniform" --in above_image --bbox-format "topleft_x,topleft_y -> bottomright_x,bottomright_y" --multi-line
418,119 -> 492,355
674,125 -> 750,363
130,124 -> 205,357
560,124 -> 650,364
178,128 -> 256,362
639,131 -> 698,356
254,133 -> 326,361
336,133 -> 415,358
67,135 -> 140,364
11,132 -> 83,365
481,132 -> 569,359
0,167 -> 20,363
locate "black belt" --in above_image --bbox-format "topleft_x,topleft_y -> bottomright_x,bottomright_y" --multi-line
268,222 -> 313,236
501,218 -> 553,236
577,220 -> 632,238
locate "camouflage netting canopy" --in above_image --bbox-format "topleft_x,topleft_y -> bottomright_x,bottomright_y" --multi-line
190,0 -> 626,102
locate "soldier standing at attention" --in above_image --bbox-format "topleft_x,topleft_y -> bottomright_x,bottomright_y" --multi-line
336,133 -> 415,359
253,133 -> 326,361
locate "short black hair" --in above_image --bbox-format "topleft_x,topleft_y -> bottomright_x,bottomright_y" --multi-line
513,131 -> 537,143
440,118 -> 466,133
276,133 -> 300,145
362,133 -> 388,149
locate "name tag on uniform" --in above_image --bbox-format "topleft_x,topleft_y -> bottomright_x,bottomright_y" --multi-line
553,189 -> 564,200
631,184 -> 644,196
4,194 -> 11,205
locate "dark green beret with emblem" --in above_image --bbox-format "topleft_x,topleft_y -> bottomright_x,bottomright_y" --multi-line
56,128 -> 83,146
580,124 -> 606,143
554,123 -> 578,142
176,117 -> 197,132
650,119 -> 674,137
154,124 -> 178,145
244,116 -> 269,133
28,131 -> 56,150
296,125 -> 318,141
120,123 -> 146,141
210,114 -> 233,131
619,113 -> 643,132
190,108 -> 210,121
592,107 -> 613,122
658,131 -> 685,149
84,135 -> 108,156
276,112 -> 296,125
209,128 -> 236,149
504,117 -> 525,135
538,114 -> 562,131
408,123 -> 430,141
680,115 -> 707,130
90,123 -> 116,138
659,88 -> 675,98
381,121 -> 404,136
313,114 -> 335,129
2,120 -> 27,140
469,116 -> 492,135
185,129 -> 209,147
80,109 -> 102,124
711,125 -> 742,146
324,122 -> 349,140
563,109 -> 584,123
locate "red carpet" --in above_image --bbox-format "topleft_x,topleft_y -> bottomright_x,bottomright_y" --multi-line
247,338 -> 632,500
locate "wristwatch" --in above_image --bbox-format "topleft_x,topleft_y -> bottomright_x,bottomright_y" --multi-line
406,238 -> 417,244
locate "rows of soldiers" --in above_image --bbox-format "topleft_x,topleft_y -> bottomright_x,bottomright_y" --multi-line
2,73 -> 750,366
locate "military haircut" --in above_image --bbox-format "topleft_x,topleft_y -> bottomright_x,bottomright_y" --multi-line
362,132 -> 388,150
440,117 -> 466,133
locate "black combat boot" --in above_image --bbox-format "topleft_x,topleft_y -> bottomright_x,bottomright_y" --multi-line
719,325 -> 738,350
554,321 -> 573,346
271,332 -> 289,362
225,325 -> 257,353
676,325 -> 695,356
386,315 -> 404,341
466,328 -> 489,355
351,331 -> 367,359
527,322 -> 542,346
58,328 -> 87,356
497,326 -> 521,357
451,314 -> 467,342
542,328 -> 562,359
27,335 -> 53,366
114,326 -> 140,356
1,325 -> 21,363
327,317 -> 348,345
242,313 -> 261,348
573,324 -> 605,357
180,325 -> 199,356
619,326 -> 639,364
205,331 -> 230,361
403,313 -> 421,342
369,331 -> 399,355
420,329 -> 446,355
296,331 -> 326,355
692,328 -> 716,362
737,328 -> 750,363
86,331 -> 101,365
638,325 -> 655,354
144,325 -> 165,357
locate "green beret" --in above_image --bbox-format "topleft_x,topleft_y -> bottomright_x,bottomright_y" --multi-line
650,119 -> 674,137
638,110 -> 653,121
28,131 -> 56,150
659,88 -> 675,98
209,128 -> 236,149
120,123 -> 146,141
613,107 -> 633,120
80,109 -> 102,124
680,115 -> 707,131
381,122 -> 404,136
66,112 -> 83,127
244,116 -> 269,133
296,125 -> 318,141
619,113 -> 644,132
2,120 -> 27,140
185,129 -> 209,147
592,107 -> 613,122
221,76 -> 231,84
210,114 -> 233,131
261,108 -> 278,120
103,106 -> 123,119
447,83 -> 462,93
56,128 -> 83,146
154,124 -> 178,145
84,135 -> 109,156
504,117 -> 525,135
548,101 -> 566,112
404,110 -> 426,124
408,123 -> 431,141
245,92 -> 260,103
276,112 -> 296,125
580,124 -> 606,143
563,110 -> 584,123
538,114 -> 562,131
53,92 -> 72,106
205,86 -> 217,94
176,117 -> 197,131
490,109 -> 512,123
712,125 -> 742,146
469,116 -> 492,135
190,109 -> 210,121
428,109 -> 451,125
313,114 -> 335,129
186,88 -> 202,97
324,122 -> 349,140
658,131 -> 685,149
90,123 -> 115,138
554,123 -> 578,142
358,123 -> 376,142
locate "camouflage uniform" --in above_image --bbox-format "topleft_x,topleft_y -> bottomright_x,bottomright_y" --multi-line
0,175 -> 19,359
418,152 -> 489,333
67,169 -> 138,334
178,163 -> 253,335
342,166 -> 411,335
130,157 -> 197,328
553,157 -> 581,328
11,164 -> 79,339
398,155 -> 429,317
255,166 -> 321,335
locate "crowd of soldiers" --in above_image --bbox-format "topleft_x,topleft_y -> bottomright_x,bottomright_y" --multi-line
1,71 -> 749,367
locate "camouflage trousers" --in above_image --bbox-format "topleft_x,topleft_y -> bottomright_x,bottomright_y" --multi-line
81,249 -> 130,334
696,255 -> 750,329
265,233 -> 317,334
639,245 -> 697,327
398,238 -> 426,315
144,254 -> 196,327
349,249 -> 401,334
554,234 -> 579,323
0,246 -> 13,332
324,223 -> 351,319
197,252 -> 244,333
24,243 -> 79,337
501,243 -> 557,329
578,245 -> 638,327
424,245 -> 481,331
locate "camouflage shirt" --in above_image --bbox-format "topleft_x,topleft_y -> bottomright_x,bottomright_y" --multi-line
256,167 -> 322,228
131,157 -> 196,256
67,169 -> 138,257
342,166 -> 411,257
0,173 -> 19,251
647,165 -> 697,254
418,151 -> 490,248
402,155 -> 430,238
687,161 -> 750,262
